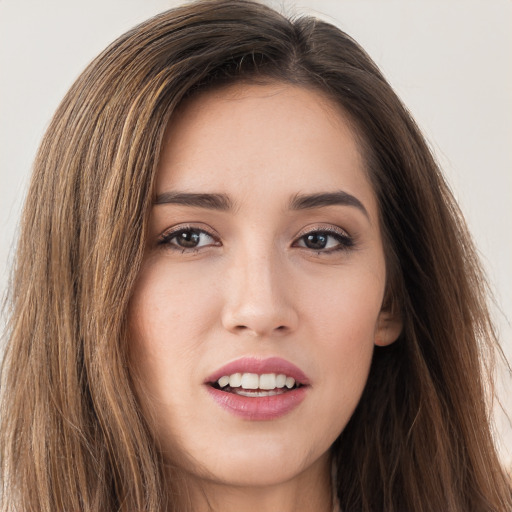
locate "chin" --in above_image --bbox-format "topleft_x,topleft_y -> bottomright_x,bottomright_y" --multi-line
174,429 -> 332,488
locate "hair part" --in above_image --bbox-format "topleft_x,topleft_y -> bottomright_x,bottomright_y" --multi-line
1,1 -> 511,510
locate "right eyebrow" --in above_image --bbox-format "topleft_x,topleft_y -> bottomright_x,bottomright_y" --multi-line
153,192 -> 233,211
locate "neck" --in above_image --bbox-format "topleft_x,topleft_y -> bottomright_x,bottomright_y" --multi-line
180,452 -> 333,512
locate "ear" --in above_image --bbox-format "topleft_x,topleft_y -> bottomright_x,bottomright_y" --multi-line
374,309 -> 403,347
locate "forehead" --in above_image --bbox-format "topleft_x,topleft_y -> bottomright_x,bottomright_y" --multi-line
156,82 -> 377,217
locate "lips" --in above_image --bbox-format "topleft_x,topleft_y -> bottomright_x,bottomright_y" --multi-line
205,357 -> 310,385
204,357 -> 309,420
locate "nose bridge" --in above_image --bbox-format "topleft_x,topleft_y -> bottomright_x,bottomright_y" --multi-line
221,238 -> 297,336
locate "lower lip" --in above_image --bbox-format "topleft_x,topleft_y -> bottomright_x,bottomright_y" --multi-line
206,385 -> 308,420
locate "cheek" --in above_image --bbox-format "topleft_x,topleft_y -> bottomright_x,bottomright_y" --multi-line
311,291 -> 377,384
130,258 -> 219,344
302,260 -> 385,344
127,261 -> 224,451
300,265 -> 384,424
127,259 -> 220,400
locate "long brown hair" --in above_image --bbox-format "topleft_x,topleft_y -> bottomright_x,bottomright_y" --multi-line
1,1 -> 510,510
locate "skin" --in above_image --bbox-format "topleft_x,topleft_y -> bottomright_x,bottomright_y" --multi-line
128,82 -> 402,512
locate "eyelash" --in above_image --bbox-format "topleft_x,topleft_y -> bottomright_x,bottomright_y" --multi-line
158,225 -> 221,253
157,225 -> 354,254
292,226 -> 354,253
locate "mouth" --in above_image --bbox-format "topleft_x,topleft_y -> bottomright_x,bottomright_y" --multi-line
209,371 -> 305,397
204,357 -> 309,420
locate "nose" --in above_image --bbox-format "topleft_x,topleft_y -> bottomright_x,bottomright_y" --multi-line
221,249 -> 298,338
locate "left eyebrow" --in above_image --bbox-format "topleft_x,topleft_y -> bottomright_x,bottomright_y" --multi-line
289,191 -> 369,219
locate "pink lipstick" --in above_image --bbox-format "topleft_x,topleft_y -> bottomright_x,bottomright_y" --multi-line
204,357 -> 309,420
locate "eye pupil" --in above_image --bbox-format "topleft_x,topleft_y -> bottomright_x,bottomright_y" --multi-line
176,230 -> 200,248
304,233 -> 328,249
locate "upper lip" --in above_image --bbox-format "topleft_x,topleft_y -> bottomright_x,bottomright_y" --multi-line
205,357 -> 310,385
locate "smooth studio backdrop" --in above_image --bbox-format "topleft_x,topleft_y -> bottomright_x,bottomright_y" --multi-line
1,0 -> 511,467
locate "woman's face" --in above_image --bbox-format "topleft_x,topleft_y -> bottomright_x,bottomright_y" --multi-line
128,83 -> 401,487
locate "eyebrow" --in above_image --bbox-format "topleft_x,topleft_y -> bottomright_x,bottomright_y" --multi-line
289,191 -> 369,219
154,192 -> 232,210
154,190 -> 369,218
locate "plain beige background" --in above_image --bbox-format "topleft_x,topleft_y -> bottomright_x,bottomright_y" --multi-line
1,0 -> 510,467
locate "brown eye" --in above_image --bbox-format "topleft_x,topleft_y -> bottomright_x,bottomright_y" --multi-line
159,228 -> 219,251
174,230 -> 202,248
294,229 -> 354,252
303,233 -> 329,250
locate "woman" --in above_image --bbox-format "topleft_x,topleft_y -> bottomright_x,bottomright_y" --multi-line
1,0 -> 510,510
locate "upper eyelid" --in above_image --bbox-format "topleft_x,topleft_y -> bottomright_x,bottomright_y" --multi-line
293,224 -> 351,240
156,223 -> 353,244
291,225 -> 355,253
157,226 -> 221,253
159,223 -> 219,240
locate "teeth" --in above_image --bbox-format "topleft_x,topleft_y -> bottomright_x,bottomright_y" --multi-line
285,376 -> 295,389
241,373 -> 259,390
275,374 -> 287,388
215,372 -> 299,391
236,389 -> 283,397
259,373 -> 276,390
229,373 -> 242,387
218,375 -> 230,388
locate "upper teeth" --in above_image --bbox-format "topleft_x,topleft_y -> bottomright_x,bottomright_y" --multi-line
217,373 -> 296,390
